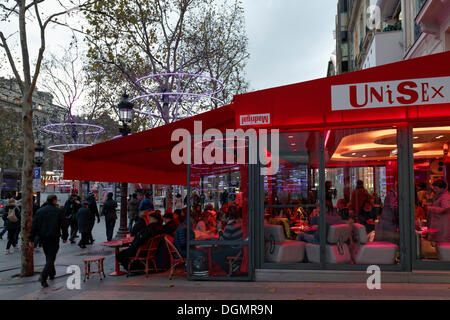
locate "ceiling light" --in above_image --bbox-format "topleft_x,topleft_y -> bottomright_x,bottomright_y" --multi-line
362,155 -> 367,158
352,153 -> 357,156
413,136 -> 419,139
291,143 -> 296,146
436,135 -> 444,139
288,135 -> 294,139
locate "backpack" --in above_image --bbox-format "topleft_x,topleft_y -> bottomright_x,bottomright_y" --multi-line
7,208 -> 18,223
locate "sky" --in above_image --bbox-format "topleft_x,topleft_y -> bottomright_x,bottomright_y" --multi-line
242,0 -> 337,91
1,0 -> 338,97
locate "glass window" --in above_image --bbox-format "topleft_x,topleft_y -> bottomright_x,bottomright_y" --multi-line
325,127 -> 399,265
413,125 -> 450,262
263,131 -> 321,265
187,134 -> 250,279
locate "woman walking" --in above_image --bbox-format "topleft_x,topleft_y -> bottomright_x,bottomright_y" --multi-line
2,198 -> 21,254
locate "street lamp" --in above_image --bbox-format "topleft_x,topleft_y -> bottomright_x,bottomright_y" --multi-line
115,93 -> 134,239
34,142 -> 45,205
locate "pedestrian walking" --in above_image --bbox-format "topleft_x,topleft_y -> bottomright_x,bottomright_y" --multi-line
127,193 -> 140,231
86,193 -> 100,244
77,201 -> 91,249
102,192 -> 117,241
2,198 -> 21,254
64,194 -> 81,244
30,195 -> 68,288
138,192 -> 154,213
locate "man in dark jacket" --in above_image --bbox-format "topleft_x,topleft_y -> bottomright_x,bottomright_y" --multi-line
77,201 -> 92,249
86,193 -> 100,244
162,212 -> 179,237
30,194 -> 68,288
127,193 -> 140,232
117,212 -> 163,271
64,194 -> 81,243
102,192 -> 117,241
138,193 -> 154,212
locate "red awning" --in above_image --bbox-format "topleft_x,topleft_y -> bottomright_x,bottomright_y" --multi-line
233,51 -> 450,129
64,105 -> 235,186
64,52 -> 450,185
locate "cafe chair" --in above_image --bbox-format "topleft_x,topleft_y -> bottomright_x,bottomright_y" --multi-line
270,218 -> 293,239
264,224 -> 306,263
437,243 -> 450,261
226,250 -> 243,276
305,224 -> 351,264
165,236 -> 186,279
352,223 -> 398,264
126,234 -> 165,278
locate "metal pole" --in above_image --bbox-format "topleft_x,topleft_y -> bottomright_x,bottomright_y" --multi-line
114,122 -> 130,239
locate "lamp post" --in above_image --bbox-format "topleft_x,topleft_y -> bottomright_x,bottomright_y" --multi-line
115,93 -> 133,239
33,142 -> 44,206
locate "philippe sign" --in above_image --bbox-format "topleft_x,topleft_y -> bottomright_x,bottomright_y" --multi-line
331,76 -> 450,111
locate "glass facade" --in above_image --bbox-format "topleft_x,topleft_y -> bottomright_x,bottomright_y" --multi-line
186,124 -> 450,280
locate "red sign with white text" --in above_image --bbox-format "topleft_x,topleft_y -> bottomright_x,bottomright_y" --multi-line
331,76 -> 450,111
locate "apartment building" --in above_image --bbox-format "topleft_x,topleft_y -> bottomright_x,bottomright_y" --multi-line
333,0 -> 449,75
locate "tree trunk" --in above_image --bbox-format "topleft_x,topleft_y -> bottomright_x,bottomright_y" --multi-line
20,98 -> 34,277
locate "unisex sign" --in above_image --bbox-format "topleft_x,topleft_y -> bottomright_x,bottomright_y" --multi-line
331,76 -> 450,111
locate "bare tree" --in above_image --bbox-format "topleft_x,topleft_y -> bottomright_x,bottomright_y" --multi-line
0,0 -> 91,277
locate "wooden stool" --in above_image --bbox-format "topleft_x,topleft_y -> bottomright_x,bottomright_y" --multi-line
83,257 -> 106,281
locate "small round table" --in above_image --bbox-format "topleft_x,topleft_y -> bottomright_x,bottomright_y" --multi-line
101,239 -> 133,276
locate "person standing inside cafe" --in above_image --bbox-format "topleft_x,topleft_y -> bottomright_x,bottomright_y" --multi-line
102,192 -> 118,241
426,179 -> 450,243
30,195 -> 68,288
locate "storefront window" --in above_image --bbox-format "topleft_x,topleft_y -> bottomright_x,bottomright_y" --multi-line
325,127 -> 400,265
413,125 -> 450,263
263,131 -> 321,265
187,134 -> 251,279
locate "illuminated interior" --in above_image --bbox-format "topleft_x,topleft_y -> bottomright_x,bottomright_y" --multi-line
330,127 -> 450,162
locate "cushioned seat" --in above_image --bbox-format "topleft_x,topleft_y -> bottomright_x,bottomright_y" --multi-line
264,224 -> 305,263
437,243 -> 450,261
305,224 -> 351,264
353,223 -> 398,264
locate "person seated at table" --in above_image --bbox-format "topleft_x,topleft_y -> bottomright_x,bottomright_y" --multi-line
212,205 -> 243,273
297,201 -> 343,244
173,209 -> 182,224
117,212 -> 163,271
162,212 -> 179,237
195,212 -> 211,233
336,199 -> 349,220
374,186 -> 399,244
174,215 -> 196,258
130,211 -> 150,237
358,200 -> 377,233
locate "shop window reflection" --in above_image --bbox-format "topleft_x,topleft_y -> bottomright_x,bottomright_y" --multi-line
413,126 -> 450,262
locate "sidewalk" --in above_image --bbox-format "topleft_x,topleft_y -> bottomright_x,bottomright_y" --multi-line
0,218 -> 450,300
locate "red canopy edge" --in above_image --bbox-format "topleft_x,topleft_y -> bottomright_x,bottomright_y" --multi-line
233,51 -> 450,129
64,104 -> 236,185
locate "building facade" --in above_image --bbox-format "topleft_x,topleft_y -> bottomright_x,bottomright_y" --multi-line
0,77 -> 67,197
333,0 -> 449,75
